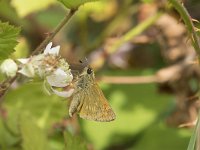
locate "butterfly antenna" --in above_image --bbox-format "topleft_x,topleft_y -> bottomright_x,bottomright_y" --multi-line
79,58 -> 89,67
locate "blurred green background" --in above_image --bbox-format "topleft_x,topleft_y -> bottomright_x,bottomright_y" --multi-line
1,0 -> 200,150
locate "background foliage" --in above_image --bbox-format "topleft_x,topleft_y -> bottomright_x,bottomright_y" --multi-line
1,0 -> 200,150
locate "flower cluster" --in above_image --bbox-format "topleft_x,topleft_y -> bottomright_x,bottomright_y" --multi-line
0,42 -> 74,97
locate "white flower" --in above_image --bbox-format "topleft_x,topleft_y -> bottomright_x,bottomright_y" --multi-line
17,42 -> 74,97
51,87 -> 74,97
0,59 -> 18,77
18,42 -> 61,78
46,68 -> 73,87
43,79 -> 74,98
44,42 -> 60,55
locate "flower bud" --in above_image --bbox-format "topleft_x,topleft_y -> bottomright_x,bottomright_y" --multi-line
0,59 -> 18,77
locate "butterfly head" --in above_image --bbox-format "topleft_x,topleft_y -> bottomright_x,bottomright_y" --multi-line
77,59 -> 93,76
82,66 -> 95,79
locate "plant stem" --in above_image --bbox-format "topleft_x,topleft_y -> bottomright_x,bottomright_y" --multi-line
101,75 -> 157,84
108,12 -> 162,53
0,9 -> 78,100
0,75 -> 17,103
32,9 -> 78,55
169,0 -> 200,56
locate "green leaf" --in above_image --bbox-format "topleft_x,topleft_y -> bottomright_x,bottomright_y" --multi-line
4,82 -> 67,130
58,0 -> 99,9
19,113 -> 50,150
0,22 -> 20,61
0,0 -> 20,24
0,118 -> 20,149
64,131 -> 87,150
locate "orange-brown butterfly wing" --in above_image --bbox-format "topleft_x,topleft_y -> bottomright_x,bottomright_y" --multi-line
78,83 -> 116,122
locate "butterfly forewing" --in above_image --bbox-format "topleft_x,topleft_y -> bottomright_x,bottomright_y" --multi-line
78,83 -> 116,122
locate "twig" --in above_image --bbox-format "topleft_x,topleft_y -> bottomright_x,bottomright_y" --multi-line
100,75 -> 157,84
32,9 -> 78,55
88,3 -> 139,52
0,75 -> 17,102
109,12 -> 162,53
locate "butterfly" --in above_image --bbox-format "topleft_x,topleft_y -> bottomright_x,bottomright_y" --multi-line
69,66 -> 116,122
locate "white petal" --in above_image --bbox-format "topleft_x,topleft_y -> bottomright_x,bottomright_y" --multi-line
51,87 -> 74,97
46,77 -> 69,87
47,46 -> 60,55
55,68 -> 67,76
43,42 -> 60,55
18,58 -> 29,64
18,64 -> 35,77
44,42 -> 53,54
46,69 -> 73,87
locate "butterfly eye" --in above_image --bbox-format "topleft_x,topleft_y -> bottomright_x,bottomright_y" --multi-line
87,68 -> 92,74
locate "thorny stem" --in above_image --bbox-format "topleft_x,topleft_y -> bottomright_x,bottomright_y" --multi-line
169,0 -> 200,56
0,9 -> 78,101
0,75 -> 17,103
